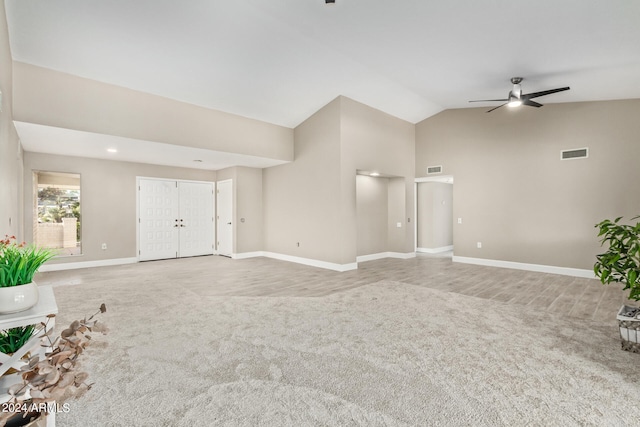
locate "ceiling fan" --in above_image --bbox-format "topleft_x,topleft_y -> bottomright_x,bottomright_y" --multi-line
469,77 -> 570,113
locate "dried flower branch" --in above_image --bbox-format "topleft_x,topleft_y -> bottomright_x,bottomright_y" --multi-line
0,304 -> 108,427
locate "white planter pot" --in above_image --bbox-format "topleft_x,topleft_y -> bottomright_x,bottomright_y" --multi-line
617,304 -> 640,354
0,282 -> 39,314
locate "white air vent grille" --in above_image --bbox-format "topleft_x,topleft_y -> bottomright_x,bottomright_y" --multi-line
427,165 -> 443,174
561,148 -> 588,160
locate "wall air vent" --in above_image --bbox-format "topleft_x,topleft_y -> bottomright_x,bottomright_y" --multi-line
561,148 -> 588,160
427,165 -> 443,174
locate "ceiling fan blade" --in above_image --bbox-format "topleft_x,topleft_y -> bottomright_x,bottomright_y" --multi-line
469,99 -> 509,103
486,103 -> 507,113
523,99 -> 543,108
522,87 -> 570,100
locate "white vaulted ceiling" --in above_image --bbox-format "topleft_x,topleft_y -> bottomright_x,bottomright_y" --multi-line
5,0 -> 640,167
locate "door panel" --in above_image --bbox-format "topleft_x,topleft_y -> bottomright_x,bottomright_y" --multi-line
216,180 -> 233,257
179,182 -> 214,257
139,179 -> 179,261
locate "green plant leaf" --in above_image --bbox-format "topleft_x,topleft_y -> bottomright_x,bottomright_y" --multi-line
594,215 -> 640,301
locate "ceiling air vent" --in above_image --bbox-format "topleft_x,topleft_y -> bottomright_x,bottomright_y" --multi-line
561,148 -> 588,160
427,165 -> 442,174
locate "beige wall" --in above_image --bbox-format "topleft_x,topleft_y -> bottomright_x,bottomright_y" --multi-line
0,1 -> 22,239
216,166 -> 263,254
415,100 -> 640,269
13,62 -> 294,162
263,98 -> 342,263
24,152 -> 216,264
264,96 -> 415,266
341,97 -> 415,259
417,182 -> 453,250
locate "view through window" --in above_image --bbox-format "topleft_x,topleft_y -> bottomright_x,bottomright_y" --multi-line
34,171 -> 81,256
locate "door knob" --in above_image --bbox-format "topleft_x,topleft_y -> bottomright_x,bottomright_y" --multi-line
227,222 -> 232,225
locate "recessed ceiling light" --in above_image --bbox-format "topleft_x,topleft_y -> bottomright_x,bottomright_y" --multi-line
370,172 -> 380,177
107,148 -> 117,153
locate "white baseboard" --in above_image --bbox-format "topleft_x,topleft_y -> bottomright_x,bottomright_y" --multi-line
357,252 -> 416,262
388,252 -> 416,259
357,252 -> 388,262
417,245 -> 454,254
232,251 -> 264,260
39,257 -> 138,272
452,256 -> 596,279
262,252 -> 357,272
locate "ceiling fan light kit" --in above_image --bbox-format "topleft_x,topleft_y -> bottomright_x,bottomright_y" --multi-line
470,77 -> 570,113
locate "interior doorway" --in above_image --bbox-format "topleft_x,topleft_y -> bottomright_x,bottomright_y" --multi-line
356,171 -> 406,261
415,176 -> 454,256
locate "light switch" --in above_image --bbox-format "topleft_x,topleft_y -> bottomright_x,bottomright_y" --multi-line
457,218 -> 462,224
396,222 -> 402,228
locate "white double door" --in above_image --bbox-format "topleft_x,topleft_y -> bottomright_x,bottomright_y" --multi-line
139,179 -> 214,261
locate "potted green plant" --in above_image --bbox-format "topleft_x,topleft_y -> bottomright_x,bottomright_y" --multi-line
0,326 -> 37,356
594,215 -> 640,353
0,325 -> 39,410
0,236 -> 55,314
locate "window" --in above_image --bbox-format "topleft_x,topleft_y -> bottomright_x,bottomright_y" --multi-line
33,171 -> 81,256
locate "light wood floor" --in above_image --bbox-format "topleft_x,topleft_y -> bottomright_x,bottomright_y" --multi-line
36,253 -> 633,323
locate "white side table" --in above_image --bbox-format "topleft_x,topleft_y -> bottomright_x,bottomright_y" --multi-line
0,286 -> 58,426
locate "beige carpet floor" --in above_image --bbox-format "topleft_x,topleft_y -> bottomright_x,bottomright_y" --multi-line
50,279 -> 639,426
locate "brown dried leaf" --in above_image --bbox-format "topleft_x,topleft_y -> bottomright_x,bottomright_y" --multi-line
92,322 -> 109,334
28,355 -> 40,368
69,320 -> 80,330
28,375 -> 47,387
45,369 -> 60,384
52,350 -> 74,361
29,389 -> 45,399
57,373 -> 75,388
74,372 -> 89,384
47,387 -> 65,402
7,383 -> 24,396
100,303 -> 107,313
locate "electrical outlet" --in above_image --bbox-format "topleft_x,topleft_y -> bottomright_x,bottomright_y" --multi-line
477,242 -> 482,249
101,243 -> 107,250
458,218 -> 462,224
